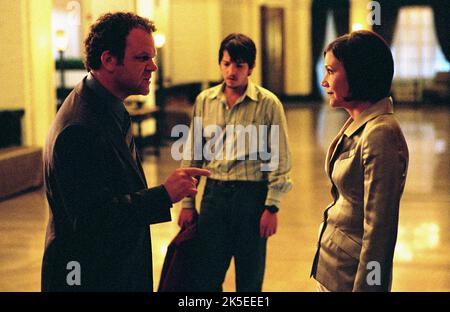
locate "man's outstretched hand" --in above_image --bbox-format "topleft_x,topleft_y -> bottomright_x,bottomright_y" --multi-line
163,168 -> 211,203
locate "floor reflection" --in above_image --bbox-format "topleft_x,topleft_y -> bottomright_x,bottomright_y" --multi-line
0,103 -> 448,291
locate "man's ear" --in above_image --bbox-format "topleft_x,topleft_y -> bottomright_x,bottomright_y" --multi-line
100,51 -> 118,72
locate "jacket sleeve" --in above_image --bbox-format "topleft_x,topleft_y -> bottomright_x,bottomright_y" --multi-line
264,98 -> 293,207
353,123 -> 408,291
51,125 -> 172,237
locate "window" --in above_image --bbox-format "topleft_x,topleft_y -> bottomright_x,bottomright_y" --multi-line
391,6 -> 450,80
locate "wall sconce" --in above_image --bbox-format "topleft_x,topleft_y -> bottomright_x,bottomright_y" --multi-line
55,29 -> 68,91
55,29 -> 68,52
351,23 -> 364,31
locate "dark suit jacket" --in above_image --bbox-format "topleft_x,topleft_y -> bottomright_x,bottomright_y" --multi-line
42,74 -> 172,292
311,98 -> 409,292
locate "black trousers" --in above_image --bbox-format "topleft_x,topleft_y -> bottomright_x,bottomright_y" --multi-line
195,179 -> 268,292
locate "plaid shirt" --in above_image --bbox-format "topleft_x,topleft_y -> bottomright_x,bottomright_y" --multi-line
180,81 -> 292,208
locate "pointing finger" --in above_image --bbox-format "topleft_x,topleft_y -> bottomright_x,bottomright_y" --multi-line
181,168 -> 211,177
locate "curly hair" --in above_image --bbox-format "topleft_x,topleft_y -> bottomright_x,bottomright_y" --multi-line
84,12 -> 156,71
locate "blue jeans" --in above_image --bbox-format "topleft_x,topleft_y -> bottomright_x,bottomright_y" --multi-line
195,179 -> 268,292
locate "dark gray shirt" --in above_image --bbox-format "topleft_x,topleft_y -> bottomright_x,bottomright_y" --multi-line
85,72 -> 127,136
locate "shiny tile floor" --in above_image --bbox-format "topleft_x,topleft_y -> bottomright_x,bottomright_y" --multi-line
0,102 -> 449,292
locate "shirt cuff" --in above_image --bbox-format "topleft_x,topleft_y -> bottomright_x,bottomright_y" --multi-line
181,197 -> 195,209
158,184 -> 174,208
265,189 -> 283,207
138,185 -> 172,225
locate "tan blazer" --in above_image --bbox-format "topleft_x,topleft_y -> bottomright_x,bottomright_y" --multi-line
311,97 -> 409,292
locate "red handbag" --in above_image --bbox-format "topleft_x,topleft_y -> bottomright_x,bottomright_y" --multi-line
158,224 -> 201,292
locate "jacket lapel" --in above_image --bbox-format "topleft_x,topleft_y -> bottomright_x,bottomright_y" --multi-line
325,117 -> 352,178
101,114 -> 147,187
344,97 -> 394,137
325,97 -> 394,178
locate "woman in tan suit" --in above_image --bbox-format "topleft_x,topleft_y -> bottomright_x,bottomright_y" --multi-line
311,30 -> 409,292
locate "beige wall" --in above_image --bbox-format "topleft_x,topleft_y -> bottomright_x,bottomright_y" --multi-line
284,0 -> 312,95
24,0 -> 56,146
0,1 -> 27,110
165,0 -> 221,85
80,0 -> 136,40
220,0 -> 261,85
0,0 -> 56,146
351,0 -> 374,31
350,0 -> 372,29
164,0 -> 313,95
219,0 -> 312,95
52,0 -> 367,100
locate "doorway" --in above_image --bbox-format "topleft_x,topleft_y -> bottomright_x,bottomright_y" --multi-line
260,6 -> 285,96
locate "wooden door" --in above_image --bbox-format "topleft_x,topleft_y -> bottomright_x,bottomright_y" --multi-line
261,6 -> 285,96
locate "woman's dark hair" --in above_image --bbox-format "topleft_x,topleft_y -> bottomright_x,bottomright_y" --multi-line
84,12 -> 156,71
218,33 -> 256,68
325,30 -> 394,103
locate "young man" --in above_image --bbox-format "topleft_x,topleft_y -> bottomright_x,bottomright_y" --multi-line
42,12 -> 209,292
179,33 -> 292,291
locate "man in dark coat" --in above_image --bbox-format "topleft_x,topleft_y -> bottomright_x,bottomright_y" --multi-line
41,12 -> 209,292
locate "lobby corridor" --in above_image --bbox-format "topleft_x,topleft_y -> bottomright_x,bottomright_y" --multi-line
0,103 -> 449,292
